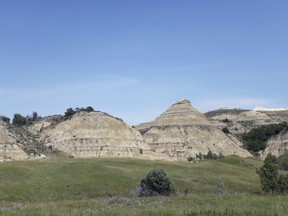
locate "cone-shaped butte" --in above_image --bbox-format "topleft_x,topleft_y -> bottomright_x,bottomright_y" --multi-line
153,99 -> 212,126
40,111 -> 166,160
139,100 -> 252,161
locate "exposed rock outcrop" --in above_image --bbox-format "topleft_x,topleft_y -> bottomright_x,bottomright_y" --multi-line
254,106 -> 288,112
261,129 -> 288,158
205,108 -> 288,135
0,122 -> 27,161
205,108 -> 288,159
37,112 -> 166,160
136,100 -> 252,161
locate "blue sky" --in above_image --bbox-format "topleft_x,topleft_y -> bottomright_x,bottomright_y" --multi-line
0,1 -> 287,125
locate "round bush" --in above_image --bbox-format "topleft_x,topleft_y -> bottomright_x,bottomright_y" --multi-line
139,168 -> 174,196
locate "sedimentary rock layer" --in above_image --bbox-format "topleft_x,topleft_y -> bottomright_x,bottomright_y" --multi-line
138,100 -> 252,160
262,130 -> 288,158
205,108 -> 288,135
0,122 -> 27,161
39,112 -> 165,160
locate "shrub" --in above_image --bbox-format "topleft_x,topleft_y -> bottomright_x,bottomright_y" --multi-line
279,159 -> 288,171
222,118 -> 230,123
257,153 -> 278,193
75,107 -> 86,112
138,168 -> 174,196
12,113 -> 27,126
277,174 -> 288,194
204,150 -> 219,160
0,116 -> 10,124
257,153 -> 288,194
86,106 -> 94,112
65,108 -> 76,117
277,152 -> 288,171
196,152 -> 203,160
187,156 -> 194,162
222,127 -> 230,134
26,111 -> 40,122
65,106 -> 94,117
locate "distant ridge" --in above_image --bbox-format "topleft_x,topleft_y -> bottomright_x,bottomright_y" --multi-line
254,106 -> 288,111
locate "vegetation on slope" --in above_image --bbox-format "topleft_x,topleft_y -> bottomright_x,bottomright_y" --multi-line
277,152 -> 288,171
0,116 -> 10,124
64,106 -> 94,117
242,122 -> 288,153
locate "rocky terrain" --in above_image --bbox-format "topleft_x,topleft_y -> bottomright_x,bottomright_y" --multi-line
205,108 -> 288,135
136,100 -> 252,161
262,129 -> 288,158
28,111 -> 166,160
205,107 -> 288,158
0,122 -> 27,161
1,100 -> 288,162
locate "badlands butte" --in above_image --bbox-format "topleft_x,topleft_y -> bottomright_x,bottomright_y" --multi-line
1,99 -> 288,162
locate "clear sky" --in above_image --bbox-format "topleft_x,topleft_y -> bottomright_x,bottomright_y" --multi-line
1,0 -> 287,125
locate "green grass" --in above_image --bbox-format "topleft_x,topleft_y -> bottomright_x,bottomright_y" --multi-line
1,156 -> 287,215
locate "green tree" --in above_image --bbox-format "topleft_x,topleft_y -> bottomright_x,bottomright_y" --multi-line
279,158 -> 288,171
222,127 -> 230,134
12,113 -> 27,126
26,111 -> 39,122
242,122 -> 287,153
138,168 -> 174,196
0,116 -> 10,124
32,111 -> 38,121
257,153 -> 278,193
75,107 -> 85,112
277,153 -> 288,171
86,106 -> 94,112
277,174 -> 288,194
65,108 -> 76,117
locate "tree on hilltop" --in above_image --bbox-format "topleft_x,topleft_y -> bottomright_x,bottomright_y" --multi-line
0,116 -> 10,124
12,113 -> 27,126
64,106 -> 94,117
86,106 -> 94,112
65,108 -> 76,117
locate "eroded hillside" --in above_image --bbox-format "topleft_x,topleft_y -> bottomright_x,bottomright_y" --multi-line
136,100 -> 252,161
2,101 -> 288,161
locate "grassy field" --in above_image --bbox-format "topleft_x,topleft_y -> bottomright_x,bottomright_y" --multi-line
1,156 -> 288,215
